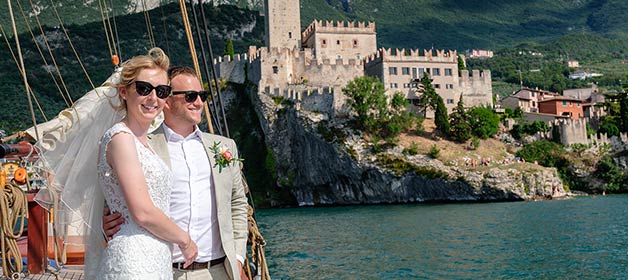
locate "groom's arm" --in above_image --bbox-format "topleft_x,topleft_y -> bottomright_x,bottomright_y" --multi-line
229,140 -> 249,260
103,207 -> 125,240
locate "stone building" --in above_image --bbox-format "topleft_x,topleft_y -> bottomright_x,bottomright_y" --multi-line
302,20 -> 377,64
364,48 -> 492,113
216,0 -> 494,116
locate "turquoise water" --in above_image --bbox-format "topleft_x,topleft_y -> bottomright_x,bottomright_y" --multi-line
256,195 -> 628,279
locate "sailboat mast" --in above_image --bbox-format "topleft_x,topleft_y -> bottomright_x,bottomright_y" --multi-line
7,0 -> 39,141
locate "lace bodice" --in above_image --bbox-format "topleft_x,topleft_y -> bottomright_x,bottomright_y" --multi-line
96,122 -> 173,279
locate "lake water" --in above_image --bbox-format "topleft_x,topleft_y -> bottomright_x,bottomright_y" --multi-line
256,195 -> 628,279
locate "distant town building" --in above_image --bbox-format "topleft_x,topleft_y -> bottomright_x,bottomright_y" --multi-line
569,70 -> 603,80
466,49 -> 494,59
501,87 -> 558,113
538,96 -> 584,120
567,60 -> 579,68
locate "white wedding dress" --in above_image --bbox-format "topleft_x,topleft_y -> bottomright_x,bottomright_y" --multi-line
96,123 -> 173,279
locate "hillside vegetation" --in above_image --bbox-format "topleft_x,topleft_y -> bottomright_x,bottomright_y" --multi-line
2,1 -> 628,135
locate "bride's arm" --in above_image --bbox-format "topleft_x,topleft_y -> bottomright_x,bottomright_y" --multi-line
106,132 -> 198,265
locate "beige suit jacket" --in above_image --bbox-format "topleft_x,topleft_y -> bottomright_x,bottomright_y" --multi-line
148,124 -> 248,280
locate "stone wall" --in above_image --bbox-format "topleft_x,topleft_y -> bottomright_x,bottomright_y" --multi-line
264,0 -> 301,49
459,69 -> 493,108
302,20 -> 377,64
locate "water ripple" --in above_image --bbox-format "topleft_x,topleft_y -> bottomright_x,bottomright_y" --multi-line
258,195 -> 628,279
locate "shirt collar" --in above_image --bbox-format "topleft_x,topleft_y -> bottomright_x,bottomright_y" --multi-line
163,123 -> 202,142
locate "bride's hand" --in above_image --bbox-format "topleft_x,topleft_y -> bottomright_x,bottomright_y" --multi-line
179,236 -> 198,268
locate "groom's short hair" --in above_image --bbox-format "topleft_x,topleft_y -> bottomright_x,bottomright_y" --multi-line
168,66 -> 197,80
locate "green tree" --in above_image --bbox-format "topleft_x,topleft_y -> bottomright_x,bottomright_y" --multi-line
468,106 -> 500,139
418,75 -> 449,134
619,91 -> 628,133
224,38 -> 235,60
343,76 -> 388,132
457,55 -> 466,71
449,96 -> 472,142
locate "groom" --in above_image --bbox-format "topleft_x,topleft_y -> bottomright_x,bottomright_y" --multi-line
104,66 -> 249,280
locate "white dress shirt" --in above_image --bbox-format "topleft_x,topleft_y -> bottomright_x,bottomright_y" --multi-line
164,125 -> 225,263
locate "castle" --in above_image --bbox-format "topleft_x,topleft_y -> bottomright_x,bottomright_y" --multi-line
215,0 -> 494,117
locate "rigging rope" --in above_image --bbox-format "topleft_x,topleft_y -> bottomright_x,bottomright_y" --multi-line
142,0 -> 156,48
0,21 -> 49,122
28,0 -> 74,106
159,0 -> 172,56
0,180 -> 28,279
97,0 -> 115,63
49,0 -> 96,89
15,0 -> 68,108
8,0 -> 40,141
244,206 -> 270,280
196,0 -> 230,137
178,0 -> 215,134
189,1 -> 223,135
108,0 -> 122,59
102,0 -> 120,62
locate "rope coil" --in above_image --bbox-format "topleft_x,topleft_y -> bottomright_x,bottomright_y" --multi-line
0,182 -> 28,278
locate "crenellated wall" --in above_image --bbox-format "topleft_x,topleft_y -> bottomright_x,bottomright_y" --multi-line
302,19 -> 377,64
459,69 -> 493,108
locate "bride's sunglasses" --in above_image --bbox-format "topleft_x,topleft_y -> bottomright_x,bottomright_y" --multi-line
133,81 -> 172,99
172,90 -> 209,103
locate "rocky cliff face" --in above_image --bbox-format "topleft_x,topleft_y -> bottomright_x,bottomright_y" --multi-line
249,88 -> 568,206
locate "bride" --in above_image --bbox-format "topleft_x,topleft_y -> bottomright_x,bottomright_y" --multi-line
94,47 -> 197,279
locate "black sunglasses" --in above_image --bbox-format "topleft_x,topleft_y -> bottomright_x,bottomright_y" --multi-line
171,90 -> 209,103
133,81 -> 171,99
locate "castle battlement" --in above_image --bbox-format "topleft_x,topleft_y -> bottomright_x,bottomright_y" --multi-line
302,19 -> 376,40
263,85 -> 334,101
364,48 -> 458,64
459,69 -> 492,82
213,53 -> 249,64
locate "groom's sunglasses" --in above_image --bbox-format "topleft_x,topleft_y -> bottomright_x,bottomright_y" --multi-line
171,90 -> 209,103
134,81 -> 171,99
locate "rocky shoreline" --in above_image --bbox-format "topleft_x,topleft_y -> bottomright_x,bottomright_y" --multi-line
246,87 -> 571,207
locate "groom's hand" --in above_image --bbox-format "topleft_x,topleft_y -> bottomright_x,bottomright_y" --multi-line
103,207 -> 125,240
238,261 -> 249,280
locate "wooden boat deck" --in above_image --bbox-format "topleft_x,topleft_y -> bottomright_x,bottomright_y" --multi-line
0,265 -> 83,279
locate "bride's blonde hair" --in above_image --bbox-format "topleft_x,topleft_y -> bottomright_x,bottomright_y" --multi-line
114,47 -> 170,110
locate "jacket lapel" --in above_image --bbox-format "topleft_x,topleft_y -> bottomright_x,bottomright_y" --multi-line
147,125 -> 172,169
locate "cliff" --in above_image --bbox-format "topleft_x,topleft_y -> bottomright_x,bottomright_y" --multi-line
248,86 -> 568,206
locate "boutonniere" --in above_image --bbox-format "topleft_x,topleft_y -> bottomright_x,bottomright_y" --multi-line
210,141 -> 243,172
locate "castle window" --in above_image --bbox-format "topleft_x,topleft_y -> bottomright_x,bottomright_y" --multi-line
419,68 -> 425,77
337,40 -> 341,45
434,84 -> 440,89
433,68 -> 441,76
391,83 -> 398,88
353,39 -> 358,47
356,55 -> 361,60
337,55 -> 342,60
321,39 -> 327,47
402,67 -> 410,75
445,68 -> 453,76
272,66 -> 278,74
447,99 -> 454,104
389,67 -> 398,75
446,84 -> 454,89
403,83 -> 409,88
289,32 -> 292,39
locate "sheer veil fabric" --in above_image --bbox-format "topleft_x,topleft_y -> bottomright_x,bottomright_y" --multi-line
28,68 -> 164,277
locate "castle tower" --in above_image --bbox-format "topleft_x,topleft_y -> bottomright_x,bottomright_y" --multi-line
264,0 -> 301,49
